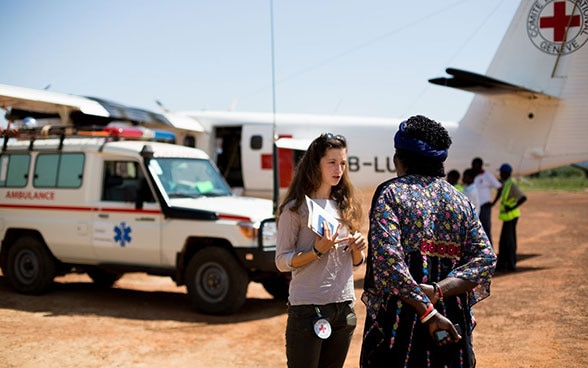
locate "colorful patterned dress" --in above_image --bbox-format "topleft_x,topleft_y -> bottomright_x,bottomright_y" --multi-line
360,175 -> 496,368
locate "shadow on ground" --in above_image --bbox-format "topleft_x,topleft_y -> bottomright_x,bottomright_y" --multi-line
0,275 -> 286,324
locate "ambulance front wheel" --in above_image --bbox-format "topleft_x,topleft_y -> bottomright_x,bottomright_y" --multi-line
185,247 -> 249,315
5,236 -> 57,294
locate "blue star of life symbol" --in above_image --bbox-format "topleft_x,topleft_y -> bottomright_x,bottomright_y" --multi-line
113,221 -> 132,247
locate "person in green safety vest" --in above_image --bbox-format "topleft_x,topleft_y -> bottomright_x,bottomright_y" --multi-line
446,169 -> 464,192
492,163 -> 527,272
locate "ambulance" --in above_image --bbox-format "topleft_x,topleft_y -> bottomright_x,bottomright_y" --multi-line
0,126 -> 286,314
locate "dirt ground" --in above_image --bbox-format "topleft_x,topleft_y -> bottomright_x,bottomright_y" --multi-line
1,190 -> 587,368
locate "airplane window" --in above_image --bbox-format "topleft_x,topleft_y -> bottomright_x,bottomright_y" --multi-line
250,135 -> 263,150
183,135 -> 196,147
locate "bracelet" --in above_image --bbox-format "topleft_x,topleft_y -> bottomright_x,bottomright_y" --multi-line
312,246 -> 323,259
433,282 -> 444,301
419,303 -> 434,321
420,309 -> 438,324
353,252 -> 365,267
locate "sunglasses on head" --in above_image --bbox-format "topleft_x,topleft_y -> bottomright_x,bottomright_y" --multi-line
320,132 -> 346,143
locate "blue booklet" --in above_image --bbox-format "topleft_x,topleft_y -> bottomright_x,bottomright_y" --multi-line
305,195 -> 340,237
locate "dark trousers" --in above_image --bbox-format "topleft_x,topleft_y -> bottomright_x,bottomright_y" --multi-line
497,218 -> 518,271
479,203 -> 493,245
286,302 -> 357,368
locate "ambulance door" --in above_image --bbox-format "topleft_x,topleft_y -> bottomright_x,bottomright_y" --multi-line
92,160 -> 162,266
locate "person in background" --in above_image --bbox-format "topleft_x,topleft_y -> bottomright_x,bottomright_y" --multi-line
462,168 -> 480,216
446,169 -> 463,192
493,163 -> 527,272
471,157 -> 502,245
275,133 -> 367,368
360,115 -> 496,368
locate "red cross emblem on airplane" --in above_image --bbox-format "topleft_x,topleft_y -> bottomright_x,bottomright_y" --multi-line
527,0 -> 588,55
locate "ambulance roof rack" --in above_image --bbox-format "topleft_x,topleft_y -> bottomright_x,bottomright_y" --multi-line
1,124 -> 173,152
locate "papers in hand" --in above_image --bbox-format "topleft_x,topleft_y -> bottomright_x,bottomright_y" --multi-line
305,195 -> 340,237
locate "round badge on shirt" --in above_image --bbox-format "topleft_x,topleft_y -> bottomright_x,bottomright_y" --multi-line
313,318 -> 332,339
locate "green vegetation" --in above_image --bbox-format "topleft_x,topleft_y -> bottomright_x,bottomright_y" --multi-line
518,165 -> 588,192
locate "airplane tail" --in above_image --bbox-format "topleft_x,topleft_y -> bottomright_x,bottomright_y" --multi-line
430,0 -> 588,175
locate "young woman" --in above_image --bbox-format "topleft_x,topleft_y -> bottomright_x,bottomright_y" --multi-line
275,133 -> 366,368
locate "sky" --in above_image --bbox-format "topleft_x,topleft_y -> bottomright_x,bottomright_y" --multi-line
0,0 -> 521,127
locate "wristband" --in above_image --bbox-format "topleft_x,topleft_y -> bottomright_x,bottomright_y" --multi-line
312,246 -> 323,259
420,309 -> 438,324
419,303 -> 434,321
433,282 -> 444,301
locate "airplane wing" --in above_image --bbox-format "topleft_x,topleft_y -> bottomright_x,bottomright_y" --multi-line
0,83 -> 172,127
82,97 -> 171,127
428,68 -> 557,99
0,83 -> 109,118
162,112 -> 205,133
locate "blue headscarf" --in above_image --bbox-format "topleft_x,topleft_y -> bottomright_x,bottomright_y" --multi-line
394,120 -> 448,162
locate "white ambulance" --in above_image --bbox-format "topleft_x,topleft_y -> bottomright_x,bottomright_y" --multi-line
0,127 -> 286,314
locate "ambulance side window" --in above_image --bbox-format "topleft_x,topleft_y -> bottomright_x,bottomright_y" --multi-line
0,154 -> 30,187
33,153 -> 84,188
102,160 -> 153,202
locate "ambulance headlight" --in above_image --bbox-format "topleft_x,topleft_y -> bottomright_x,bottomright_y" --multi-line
259,218 -> 277,248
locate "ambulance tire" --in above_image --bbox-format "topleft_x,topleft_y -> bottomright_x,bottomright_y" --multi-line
6,236 -> 56,294
185,247 -> 249,315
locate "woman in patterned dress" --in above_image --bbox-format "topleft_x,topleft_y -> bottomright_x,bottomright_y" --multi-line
360,115 -> 496,368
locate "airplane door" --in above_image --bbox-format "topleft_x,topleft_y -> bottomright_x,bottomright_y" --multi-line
241,124 -> 295,196
92,160 -> 162,266
241,124 -> 272,193
213,126 -> 246,189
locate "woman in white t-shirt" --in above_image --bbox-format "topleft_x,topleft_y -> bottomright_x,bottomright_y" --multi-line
275,133 -> 366,368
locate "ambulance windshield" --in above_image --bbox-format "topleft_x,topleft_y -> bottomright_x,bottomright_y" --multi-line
148,157 -> 232,198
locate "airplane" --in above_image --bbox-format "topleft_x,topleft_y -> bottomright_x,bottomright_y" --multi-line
165,0 -> 588,197
1,0 -> 587,200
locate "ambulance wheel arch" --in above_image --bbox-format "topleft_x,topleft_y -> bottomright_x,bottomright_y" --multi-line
4,234 -> 57,294
185,246 -> 249,315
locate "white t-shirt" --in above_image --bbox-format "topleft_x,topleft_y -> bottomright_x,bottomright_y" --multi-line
275,199 -> 356,306
474,171 -> 502,205
463,183 -> 481,216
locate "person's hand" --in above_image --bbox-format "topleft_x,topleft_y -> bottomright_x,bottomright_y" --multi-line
426,313 -> 462,347
314,221 -> 341,255
347,231 -> 366,253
